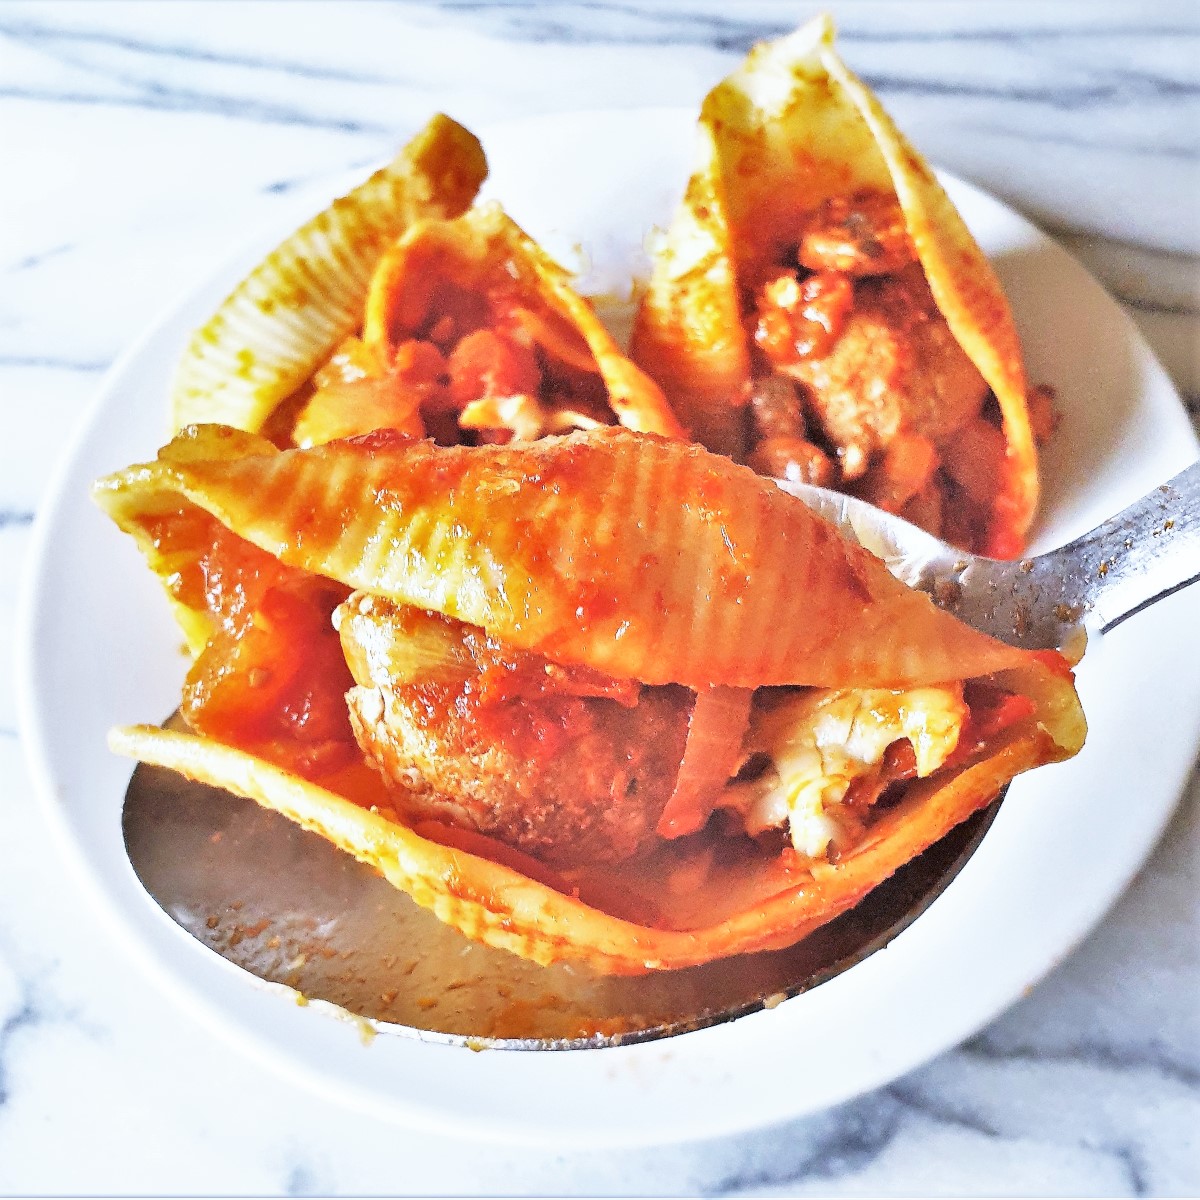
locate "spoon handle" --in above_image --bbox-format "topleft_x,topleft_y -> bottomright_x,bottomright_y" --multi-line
1036,459 -> 1200,634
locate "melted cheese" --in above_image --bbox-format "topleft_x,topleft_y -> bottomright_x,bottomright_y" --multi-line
728,685 -> 966,859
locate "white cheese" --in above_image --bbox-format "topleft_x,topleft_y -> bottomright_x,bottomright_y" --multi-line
728,685 -> 966,859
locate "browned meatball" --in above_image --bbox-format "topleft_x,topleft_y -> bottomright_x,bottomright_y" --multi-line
782,264 -> 989,479
347,683 -> 690,866
337,594 -> 691,866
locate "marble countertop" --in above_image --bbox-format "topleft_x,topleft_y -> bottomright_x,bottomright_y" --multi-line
2,2 -> 1197,1194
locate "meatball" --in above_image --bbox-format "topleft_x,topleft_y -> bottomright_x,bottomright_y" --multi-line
337,594 -> 691,865
348,683 -> 690,866
782,264 -> 989,478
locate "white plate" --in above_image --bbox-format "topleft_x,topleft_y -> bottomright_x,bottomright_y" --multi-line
17,108 -> 1200,1148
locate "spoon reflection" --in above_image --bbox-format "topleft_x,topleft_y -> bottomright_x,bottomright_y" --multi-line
123,714 -> 1002,1050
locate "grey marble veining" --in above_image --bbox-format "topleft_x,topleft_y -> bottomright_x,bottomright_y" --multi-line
2,2 -> 1198,1194
4,2 -> 1196,251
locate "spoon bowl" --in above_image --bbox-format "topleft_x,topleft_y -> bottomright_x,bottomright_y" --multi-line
123,712 -> 1003,1048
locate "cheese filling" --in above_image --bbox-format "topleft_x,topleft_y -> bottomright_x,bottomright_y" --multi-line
724,685 -> 967,859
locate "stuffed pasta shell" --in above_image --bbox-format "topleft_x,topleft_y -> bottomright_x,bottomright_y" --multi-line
96,427 -> 1085,974
169,112 -> 678,457
170,113 -> 488,438
311,201 -> 682,447
631,15 -> 1052,557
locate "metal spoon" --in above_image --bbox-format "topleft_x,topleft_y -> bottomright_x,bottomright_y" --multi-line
121,460 -> 1200,1049
778,460 -> 1200,654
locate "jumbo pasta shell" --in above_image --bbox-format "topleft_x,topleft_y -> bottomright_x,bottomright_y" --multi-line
93,424 -> 281,655
170,114 -> 487,436
631,15 -> 1038,557
101,427 -> 1084,974
361,203 -> 684,438
109,651 -> 1082,974
94,425 -> 1037,691
628,122 -> 749,458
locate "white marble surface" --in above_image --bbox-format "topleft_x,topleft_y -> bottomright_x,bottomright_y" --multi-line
3,2 -> 1198,1194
